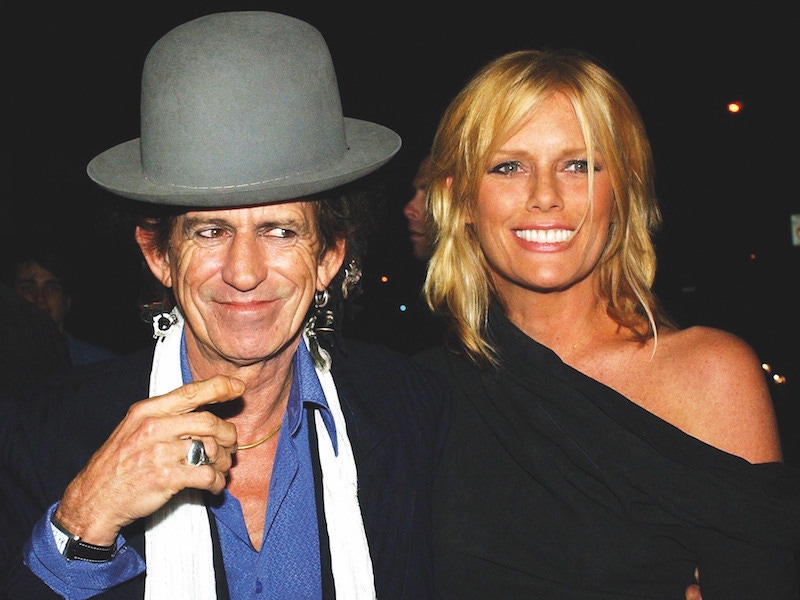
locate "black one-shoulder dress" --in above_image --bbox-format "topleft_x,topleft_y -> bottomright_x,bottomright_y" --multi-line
422,305 -> 800,599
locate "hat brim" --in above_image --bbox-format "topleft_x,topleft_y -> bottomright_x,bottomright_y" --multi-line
87,118 -> 401,207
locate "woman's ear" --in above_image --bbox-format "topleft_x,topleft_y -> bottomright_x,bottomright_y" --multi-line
135,226 -> 172,288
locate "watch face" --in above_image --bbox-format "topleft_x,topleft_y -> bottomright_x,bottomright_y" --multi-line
51,521 -> 70,554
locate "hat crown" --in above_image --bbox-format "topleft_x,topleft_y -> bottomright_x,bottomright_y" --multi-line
141,12 -> 346,189
87,11 -> 400,206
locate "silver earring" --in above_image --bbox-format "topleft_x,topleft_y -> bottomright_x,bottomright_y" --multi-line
305,288 -> 333,369
151,311 -> 178,339
313,288 -> 334,333
341,258 -> 362,299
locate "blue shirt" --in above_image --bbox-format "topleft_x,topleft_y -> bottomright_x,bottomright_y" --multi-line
24,339 -> 338,600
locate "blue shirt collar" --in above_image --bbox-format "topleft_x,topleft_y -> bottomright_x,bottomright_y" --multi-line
289,340 -> 338,455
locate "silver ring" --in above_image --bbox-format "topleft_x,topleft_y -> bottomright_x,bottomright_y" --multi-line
186,439 -> 212,466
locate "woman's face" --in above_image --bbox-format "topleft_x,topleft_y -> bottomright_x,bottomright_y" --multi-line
469,92 -> 615,303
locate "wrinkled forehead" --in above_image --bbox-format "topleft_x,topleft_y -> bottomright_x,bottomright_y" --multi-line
180,200 -> 318,228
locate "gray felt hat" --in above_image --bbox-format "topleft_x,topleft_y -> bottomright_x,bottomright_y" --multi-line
87,11 -> 401,207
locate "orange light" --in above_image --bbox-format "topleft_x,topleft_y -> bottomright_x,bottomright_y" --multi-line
380,275 -> 389,283
727,101 -> 742,113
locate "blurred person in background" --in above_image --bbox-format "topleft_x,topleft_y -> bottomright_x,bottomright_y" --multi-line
10,243 -> 117,365
402,154 -> 435,262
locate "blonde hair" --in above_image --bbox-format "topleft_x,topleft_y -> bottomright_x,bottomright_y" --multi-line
424,48 -> 674,365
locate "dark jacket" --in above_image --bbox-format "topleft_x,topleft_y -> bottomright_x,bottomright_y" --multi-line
0,339 -> 450,599
0,283 -> 70,397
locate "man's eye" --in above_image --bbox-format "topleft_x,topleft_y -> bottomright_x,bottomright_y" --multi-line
196,227 -> 224,239
489,161 -> 522,175
265,227 -> 295,239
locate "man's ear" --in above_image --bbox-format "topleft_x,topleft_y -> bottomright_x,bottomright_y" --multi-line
317,238 -> 346,289
135,226 -> 172,288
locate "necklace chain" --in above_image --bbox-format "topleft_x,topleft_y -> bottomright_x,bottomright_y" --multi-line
238,423 -> 283,450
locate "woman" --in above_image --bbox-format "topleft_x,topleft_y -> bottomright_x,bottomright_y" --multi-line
420,48 -> 800,598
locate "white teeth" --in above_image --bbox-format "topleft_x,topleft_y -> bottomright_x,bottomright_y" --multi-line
514,229 -> 574,243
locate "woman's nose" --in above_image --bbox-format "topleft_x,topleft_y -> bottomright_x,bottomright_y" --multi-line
527,172 -> 563,212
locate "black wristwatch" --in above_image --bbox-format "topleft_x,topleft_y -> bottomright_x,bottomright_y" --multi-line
51,515 -> 118,563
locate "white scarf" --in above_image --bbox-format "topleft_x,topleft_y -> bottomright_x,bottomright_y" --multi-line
144,308 -> 375,599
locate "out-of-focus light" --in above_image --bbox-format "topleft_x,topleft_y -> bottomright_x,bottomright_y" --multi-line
762,363 -> 787,385
727,101 -> 742,113
380,275 -> 389,283
749,253 -> 756,260
399,304 -> 407,312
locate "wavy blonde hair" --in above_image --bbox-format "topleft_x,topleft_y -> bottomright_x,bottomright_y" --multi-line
423,48 -> 674,366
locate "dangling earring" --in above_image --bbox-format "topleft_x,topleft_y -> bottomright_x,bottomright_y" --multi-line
313,288 -> 335,333
341,258 -> 362,300
304,287 -> 333,369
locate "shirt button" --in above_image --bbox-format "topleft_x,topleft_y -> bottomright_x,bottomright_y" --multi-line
255,578 -> 263,594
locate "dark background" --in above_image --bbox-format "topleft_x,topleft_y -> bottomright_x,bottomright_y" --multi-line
2,4 -> 797,460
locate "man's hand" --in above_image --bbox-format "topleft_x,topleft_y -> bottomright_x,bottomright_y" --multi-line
53,375 -> 244,546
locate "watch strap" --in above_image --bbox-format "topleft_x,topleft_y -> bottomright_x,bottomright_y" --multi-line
51,515 -> 118,563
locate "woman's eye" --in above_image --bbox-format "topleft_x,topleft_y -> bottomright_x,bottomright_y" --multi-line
565,159 -> 602,173
489,161 -> 523,175
565,160 -> 589,173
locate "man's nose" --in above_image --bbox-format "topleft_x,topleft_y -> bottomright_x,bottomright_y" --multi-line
222,235 -> 269,291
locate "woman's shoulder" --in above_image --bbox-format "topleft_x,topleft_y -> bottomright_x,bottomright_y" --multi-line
659,325 -> 766,390
653,325 -> 781,462
664,324 -> 758,355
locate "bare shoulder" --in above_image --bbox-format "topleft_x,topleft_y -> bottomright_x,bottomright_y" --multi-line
653,326 -> 782,463
665,325 -> 761,374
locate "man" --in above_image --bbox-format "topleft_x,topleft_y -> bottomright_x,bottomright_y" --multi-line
346,154 -> 444,354
402,155 -> 435,262
0,281 -> 70,396
0,12 -> 448,599
11,247 -> 117,365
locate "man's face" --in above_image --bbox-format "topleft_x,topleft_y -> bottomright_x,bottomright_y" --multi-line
403,157 -> 434,261
139,202 -> 344,371
13,260 -> 70,330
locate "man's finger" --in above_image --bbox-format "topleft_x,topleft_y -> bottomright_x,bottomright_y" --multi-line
150,375 -> 245,415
